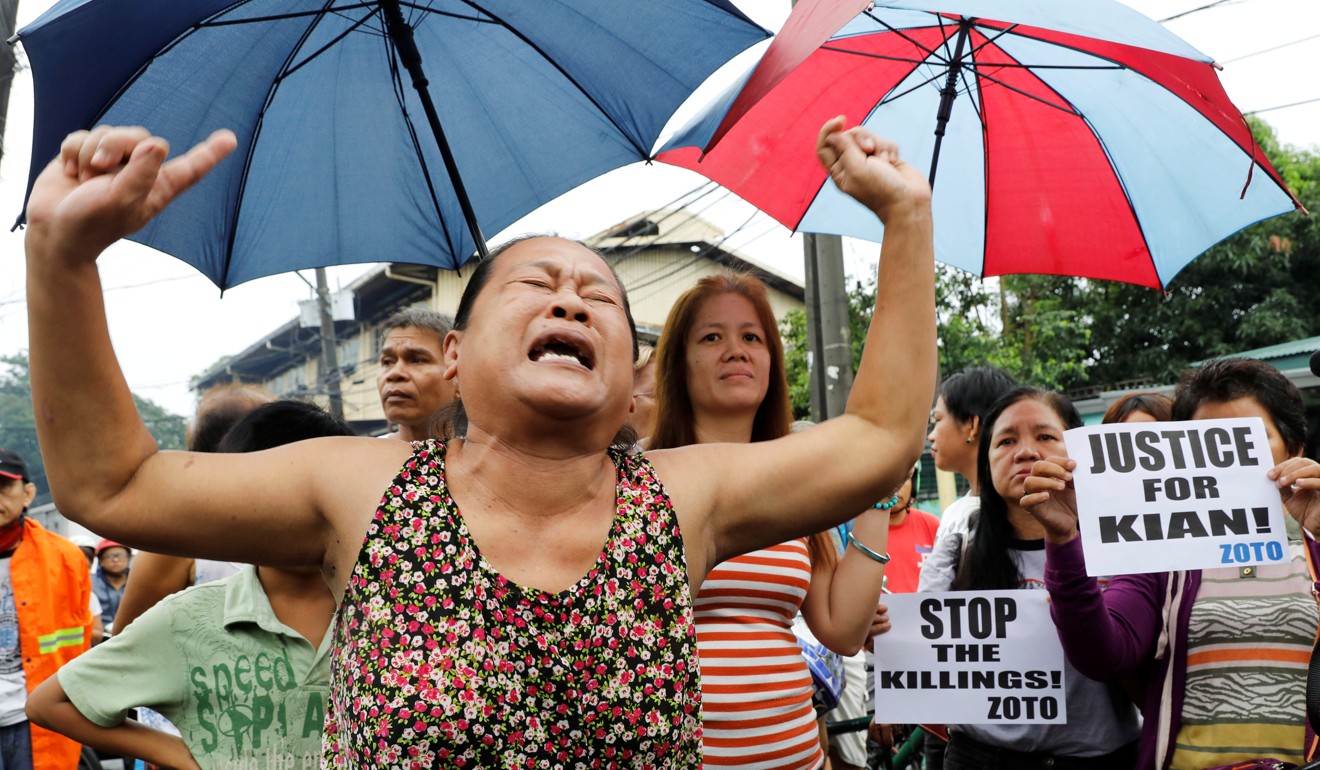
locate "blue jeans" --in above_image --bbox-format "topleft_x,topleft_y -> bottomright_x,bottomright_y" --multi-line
0,721 -> 32,770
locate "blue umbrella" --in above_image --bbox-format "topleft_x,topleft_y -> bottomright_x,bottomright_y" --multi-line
15,0 -> 768,289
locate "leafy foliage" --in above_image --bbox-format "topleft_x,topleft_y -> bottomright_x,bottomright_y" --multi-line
0,353 -> 186,506
1083,120 -> 1319,386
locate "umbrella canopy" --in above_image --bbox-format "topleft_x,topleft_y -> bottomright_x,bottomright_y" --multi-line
17,0 -> 768,289
659,0 -> 1303,290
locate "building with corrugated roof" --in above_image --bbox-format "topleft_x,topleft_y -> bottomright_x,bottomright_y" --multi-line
192,209 -> 804,435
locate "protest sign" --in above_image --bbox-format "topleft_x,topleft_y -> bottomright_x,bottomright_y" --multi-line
873,591 -> 1065,724
1065,417 -> 1288,576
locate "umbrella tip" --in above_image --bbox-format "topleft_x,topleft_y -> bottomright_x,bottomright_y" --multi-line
5,34 -> 18,46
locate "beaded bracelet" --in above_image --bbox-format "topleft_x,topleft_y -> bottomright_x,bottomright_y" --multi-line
847,532 -> 891,564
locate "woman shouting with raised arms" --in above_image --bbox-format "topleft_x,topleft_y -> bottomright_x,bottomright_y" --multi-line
23,118 -> 935,768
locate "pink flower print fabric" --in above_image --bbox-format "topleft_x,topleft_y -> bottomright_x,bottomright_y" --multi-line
323,441 -> 701,769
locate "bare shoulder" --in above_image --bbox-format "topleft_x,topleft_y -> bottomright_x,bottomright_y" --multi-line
643,445 -> 724,578
304,435 -> 417,499
299,436 -> 418,595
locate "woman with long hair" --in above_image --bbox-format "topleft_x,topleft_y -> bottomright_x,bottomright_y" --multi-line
931,387 -> 1141,768
649,273 -> 894,770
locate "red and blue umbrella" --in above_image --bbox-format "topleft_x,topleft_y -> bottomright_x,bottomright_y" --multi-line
15,0 -> 768,289
660,0 -> 1303,289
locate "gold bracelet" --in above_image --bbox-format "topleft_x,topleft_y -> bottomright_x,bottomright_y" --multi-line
847,532 -> 891,564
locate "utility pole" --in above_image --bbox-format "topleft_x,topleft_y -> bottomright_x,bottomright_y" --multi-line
788,0 -> 855,421
315,267 -> 344,420
803,234 -> 855,420
0,0 -> 21,164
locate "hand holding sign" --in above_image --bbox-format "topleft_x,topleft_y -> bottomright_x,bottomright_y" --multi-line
1271,456 -> 1320,538
1021,457 -> 1081,545
1063,417 -> 1289,575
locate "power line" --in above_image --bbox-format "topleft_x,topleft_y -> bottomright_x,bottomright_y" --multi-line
1159,0 -> 1238,23
1244,95 -> 1320,115
1221,32 -> 1320,64
0,272 -> 199,307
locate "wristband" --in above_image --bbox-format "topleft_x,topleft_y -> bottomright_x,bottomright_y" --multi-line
847,532 -> 891,564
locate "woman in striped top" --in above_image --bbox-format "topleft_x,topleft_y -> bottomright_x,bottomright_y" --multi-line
648,273 -> 895,770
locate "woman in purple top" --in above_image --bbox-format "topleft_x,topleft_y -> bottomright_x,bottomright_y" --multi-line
1024,358 -> 1320,769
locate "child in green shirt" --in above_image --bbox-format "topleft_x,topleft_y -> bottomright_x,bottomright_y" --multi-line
27,401 -> 352,769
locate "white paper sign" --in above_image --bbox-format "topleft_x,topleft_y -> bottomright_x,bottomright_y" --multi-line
1065,417 -> 1288,576
872,591 -> 1066,724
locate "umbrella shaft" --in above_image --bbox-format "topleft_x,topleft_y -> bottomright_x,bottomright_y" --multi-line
379,0 -> 491,260
929,19 -> 973,188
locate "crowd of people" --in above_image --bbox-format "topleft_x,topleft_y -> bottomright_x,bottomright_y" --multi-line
0,115 -> 1316,770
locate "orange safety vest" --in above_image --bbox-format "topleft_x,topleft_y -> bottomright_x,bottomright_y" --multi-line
11,517 -> 92,770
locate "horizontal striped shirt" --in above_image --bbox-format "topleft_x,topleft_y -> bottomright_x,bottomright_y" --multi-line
696,540 -> 823,770
1171,536 -> 1318,769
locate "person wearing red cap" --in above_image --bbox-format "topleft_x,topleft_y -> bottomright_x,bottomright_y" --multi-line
91,540 -> 131,635
0,447 -> 93,769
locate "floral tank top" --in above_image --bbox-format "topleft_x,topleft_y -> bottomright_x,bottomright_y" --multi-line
323,440 -> 701,769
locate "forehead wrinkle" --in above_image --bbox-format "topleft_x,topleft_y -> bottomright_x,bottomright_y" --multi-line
519,256 -> 619,294
382,334 -> 442,357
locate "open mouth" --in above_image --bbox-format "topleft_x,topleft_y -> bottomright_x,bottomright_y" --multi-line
529,333 -> 594,370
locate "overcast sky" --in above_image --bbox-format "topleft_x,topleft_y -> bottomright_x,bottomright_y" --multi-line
0,0 -> 1316,417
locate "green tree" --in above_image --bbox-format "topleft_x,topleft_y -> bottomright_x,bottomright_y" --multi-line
782,280 -> 876,419
782,269 -> 1091,419
934,269 -> 1091,392
1081,119 -> 1320,387
0,353 -> 186,506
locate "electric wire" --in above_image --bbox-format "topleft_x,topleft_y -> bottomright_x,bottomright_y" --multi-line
1159,0 -> 1238,23
1244,95 -> 1320,115
1220,32 -> 1320,64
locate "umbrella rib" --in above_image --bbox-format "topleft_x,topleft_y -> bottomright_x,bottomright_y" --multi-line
1085,122 -> 1161,289
958,65 -> 985,125
398,2 -> 499,25
964,21 -> 1020,59
279,9 -> 383,82
969,68 -> 1081,117
198,3 -> 380,27
819,44 -> 933,67
219,0 -> 350,287
85,0 -> 270,122
876,69 -> 952,108
381,22 -> 461,258
862,9 -> 945,61
968,62 -> 1124,71
441,0 -> 649,158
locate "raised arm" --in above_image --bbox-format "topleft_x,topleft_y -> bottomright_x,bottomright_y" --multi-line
26,126 -> 237,521
653,118 -> 936,571
24,127 -> 406,588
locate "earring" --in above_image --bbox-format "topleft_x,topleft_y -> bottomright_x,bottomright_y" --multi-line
965,436 -> 973,444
